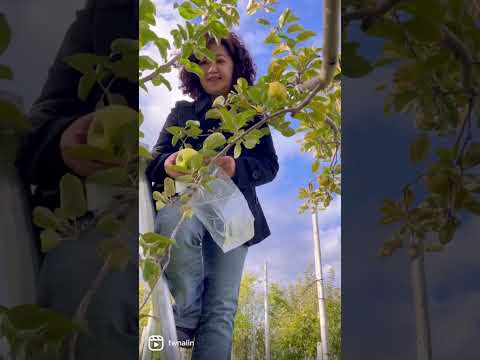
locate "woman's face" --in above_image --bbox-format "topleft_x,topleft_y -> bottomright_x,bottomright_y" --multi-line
198,43 -> 234,98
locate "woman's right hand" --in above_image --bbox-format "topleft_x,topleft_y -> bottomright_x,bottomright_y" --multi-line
164,152 -> 185,178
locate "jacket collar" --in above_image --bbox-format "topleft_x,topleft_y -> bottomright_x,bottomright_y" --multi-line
194,93 -> 213,115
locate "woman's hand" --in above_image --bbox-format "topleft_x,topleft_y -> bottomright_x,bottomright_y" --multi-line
211,156 -> 236,178
60,113 -> 112,177
164,152 -> 186,178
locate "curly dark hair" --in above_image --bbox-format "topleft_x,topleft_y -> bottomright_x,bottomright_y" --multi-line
179,32 -> 256,100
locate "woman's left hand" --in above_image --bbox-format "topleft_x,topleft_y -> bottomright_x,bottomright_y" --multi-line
212,156 -> 236,177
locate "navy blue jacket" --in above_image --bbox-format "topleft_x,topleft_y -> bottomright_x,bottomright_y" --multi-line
146,94 -> 279,247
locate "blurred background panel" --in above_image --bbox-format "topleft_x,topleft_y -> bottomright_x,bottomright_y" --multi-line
342,1 -> 480,359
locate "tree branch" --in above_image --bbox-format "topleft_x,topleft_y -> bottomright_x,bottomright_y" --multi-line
140,54 -> 180,84
297,0 -> 340,92
441,26 -> 475,90
69,256 -> 112,360
342,0 -> 409,25
139,212 -> 187,312
214,78 -> 326,160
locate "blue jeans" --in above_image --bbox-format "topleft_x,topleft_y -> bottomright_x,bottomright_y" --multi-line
155,203 -> 248,360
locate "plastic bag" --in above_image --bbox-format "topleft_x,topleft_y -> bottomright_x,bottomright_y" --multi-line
176,164 -> 255,253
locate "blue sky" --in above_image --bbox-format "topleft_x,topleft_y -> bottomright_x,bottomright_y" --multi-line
141,0 -> 340,287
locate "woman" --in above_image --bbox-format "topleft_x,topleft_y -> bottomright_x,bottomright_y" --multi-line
146,32 -> 279,359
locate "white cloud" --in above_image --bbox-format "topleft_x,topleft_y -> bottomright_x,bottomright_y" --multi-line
245,190 -> 341,287
271,131 -> 304,164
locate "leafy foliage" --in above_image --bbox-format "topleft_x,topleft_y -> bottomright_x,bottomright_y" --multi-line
232,267 -> 341,360
343,0 -> 480,257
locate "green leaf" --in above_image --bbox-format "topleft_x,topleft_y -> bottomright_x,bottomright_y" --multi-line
78,71 -> 96,101
33,207 -> 59,230
405,17 -> 441,43
167,126 -> 183,139
205,108 -> 222,120
59,174 -> 87,219
0,64 -> 13,80
40,229 -> 62,253
64,53 -> 105,74
278,8 -> 291,28
111,38 -> 139,54
464,198 -> 480,215
139,55 -> 157,70
287,24 -> 304,33
256,18 -> 271,26
279,126 -> 295,137
63,144 -> 119,163
141,232 -> 176,246
272,43 -> 290,56
203,132 -> 226,150
366,18 -> 404,42
265,31 -> 281,44
178,24 -> 188,41
180,58 -> 204,77
154,38 -> 171,61
234,143 -> 242,158
138,145 -> 153,160
380,199 -> 405,224
246,0 -> 261,15
152,74 -> 172,91
96,215 -> 122,236
142,258 -> 160,289
463,143 -> 480,169
0,99 -> 31,131
213,96 -> 225,108
186,119 -> 201,128
189,152 -> 203,170
218,108 -> 236,131
403,186 -> 415,208
182,42 -> 194,59
210,20 -> 229,39
152,191 -> 165,202
185,126 -> 202,138
439,220 -> 458,244
342,42 -> 373,78
0,14 -> 11,55
237,109 -> 257,128
166,164 -> 189,174
425,174 -> 450,194
86,167 -> 129,186
178,2 -> 203,20
236,77 -> 249,93
164,177 -> 176,198
140,0 -> 156,25
410,134 -> 430,163
296,31 -> 316,42
176,174 -> 194,183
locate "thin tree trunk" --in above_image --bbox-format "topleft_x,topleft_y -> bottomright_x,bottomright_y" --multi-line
312,210 -> 329,360
409,234 -> 432,360
264,261 -> 270,360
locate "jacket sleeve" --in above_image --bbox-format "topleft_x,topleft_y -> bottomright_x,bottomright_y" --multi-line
145,107 -> 179,187
15,4 -> 95,188
231,120 -> 279,189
